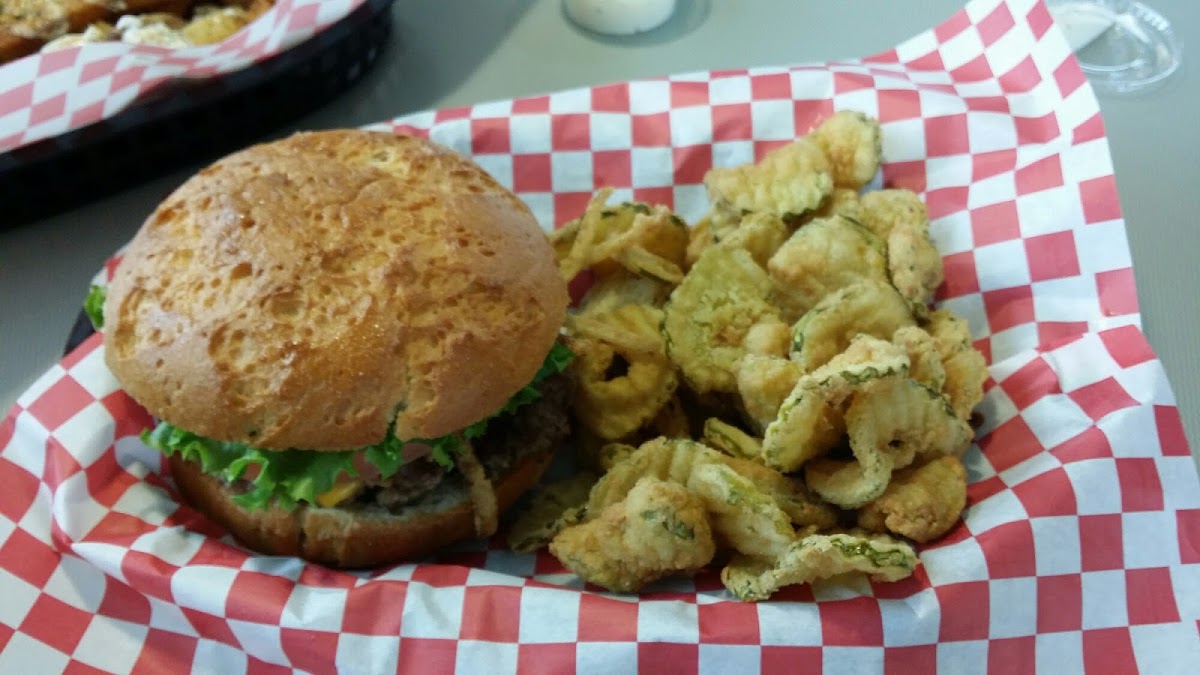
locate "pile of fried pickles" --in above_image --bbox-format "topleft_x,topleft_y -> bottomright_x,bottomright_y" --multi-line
509,111 -> 989,601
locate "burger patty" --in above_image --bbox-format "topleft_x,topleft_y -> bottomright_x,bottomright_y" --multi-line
358,372 -> 572,513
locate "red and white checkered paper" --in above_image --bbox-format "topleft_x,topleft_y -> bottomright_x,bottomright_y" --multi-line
3,0 -> 1199,671
0,0 -> 364,153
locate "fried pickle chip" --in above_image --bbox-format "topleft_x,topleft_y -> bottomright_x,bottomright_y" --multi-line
925,309 -> 988,421
941,347 -> 987,421
716,212 -> 790,267
806,377 -> 972,508
743,320 -> 792,358
709,448 -> 839,530
585,438 -> 712,514
858,456 -> 968,543
790,280 -> 916,373
702,418 -> 762,459
720,461 -> 838,531
541,111 -> 977,596
811,110 -> 883,190
704,137 -> 833,223
888,220 -> 944,313
892,325 -> 947,392
687,462 -> 796,559
686,216 -> 716,269
662,246 -> 778,394
858,189 -> 926,240
735,354 -> 802,431
588,437 -> 837,530
721,532 -> 918,601
707,208 -> 744,242
803,447 -> 900,511
508,472 -> 598,553
813,188 -> 864,222
761,335 -> 909,473
551,477 -> 716,593
767,216 -> 889,321
569,335 -> 678,440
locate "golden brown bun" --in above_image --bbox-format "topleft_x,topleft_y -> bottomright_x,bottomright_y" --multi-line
168,447 -> 556,567
105,130 -> 568,449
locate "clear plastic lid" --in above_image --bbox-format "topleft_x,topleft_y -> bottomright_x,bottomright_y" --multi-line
1048,0 -> 1182,95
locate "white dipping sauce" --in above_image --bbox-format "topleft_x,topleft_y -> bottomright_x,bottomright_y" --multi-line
564,0 -> 677,36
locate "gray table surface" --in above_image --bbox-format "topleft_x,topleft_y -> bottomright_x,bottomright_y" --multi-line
2,0 -> 1198,457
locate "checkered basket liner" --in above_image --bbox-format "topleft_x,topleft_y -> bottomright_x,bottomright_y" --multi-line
2,0 -> 1197,672
0,0 -> 364,153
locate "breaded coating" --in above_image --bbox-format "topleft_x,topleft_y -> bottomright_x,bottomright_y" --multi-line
686,462 -> 796,559
714,452 -> 839,531
743,319 -> 792,358
721,531 -> 918,601
736,354 -> 802,430
811,111 -> 883,190
857,188 -> 945,311
701,417 -> 762,459
717,212 -> 790,267
686,216 -> 716,269
888,220 -> 944,312
858,456 -> 968,543
761,334 -> 910,474
892,325 -> 947,392
662,246 -> 779,394
585,438 -> 714,513
586,437 -> 838,531
767,216 -> 890,321
813,188 -> 863,222
858,189 -> 926,240
550,477 -> 716,593
789,279 -> 916,374
925,309 -> 988,421
704,138 -> 833,222
805,377 -> 972,509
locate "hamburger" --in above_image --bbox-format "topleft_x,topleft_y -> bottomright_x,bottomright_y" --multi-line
101,129 -> 572,568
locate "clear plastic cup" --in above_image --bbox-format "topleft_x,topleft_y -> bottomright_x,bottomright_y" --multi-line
1047,0 -> 1182,95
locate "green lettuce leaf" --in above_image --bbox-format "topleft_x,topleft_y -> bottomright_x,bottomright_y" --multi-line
142,341 -> 574,509
84,285 -> 106,330
143,423 -> 365,510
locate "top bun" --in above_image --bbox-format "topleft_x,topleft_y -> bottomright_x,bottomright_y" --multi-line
104,130 -> 568,450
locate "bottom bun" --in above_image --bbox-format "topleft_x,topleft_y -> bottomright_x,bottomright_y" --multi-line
169,448 -> 556,568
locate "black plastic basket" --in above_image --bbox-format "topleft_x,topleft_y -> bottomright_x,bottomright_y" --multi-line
3,0 -> 395,230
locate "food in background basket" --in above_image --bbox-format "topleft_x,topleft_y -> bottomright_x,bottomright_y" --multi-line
0,1 -> 273,63
510,111 -> 989,600
95,129 -> 574,568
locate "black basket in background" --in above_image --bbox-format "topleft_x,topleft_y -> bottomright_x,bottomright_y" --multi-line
2,0 -> 396,230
